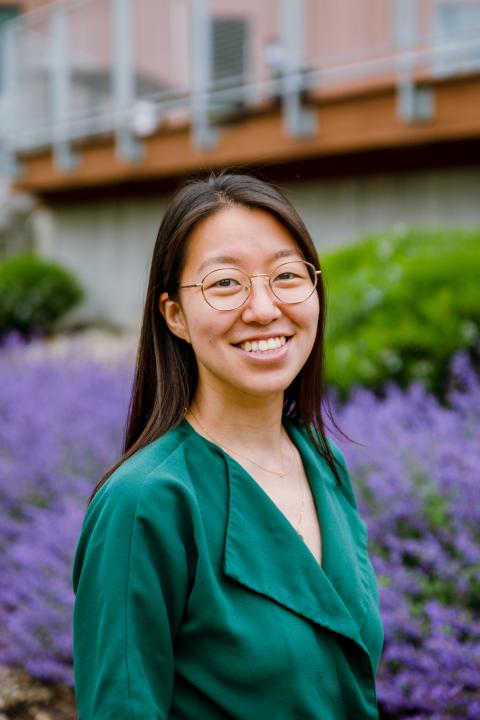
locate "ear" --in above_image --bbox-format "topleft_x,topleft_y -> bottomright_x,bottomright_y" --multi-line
159,292 -> 191,343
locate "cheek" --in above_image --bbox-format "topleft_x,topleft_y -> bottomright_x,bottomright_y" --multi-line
309,297 -> 320,323
187,311 -> 237,352
296,295 -> 320,332
312,293 -> 321,323
297,300 -> 320,354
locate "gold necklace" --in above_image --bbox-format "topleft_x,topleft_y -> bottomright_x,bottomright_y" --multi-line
188,407 -> 306,537
188,407 -> 294,478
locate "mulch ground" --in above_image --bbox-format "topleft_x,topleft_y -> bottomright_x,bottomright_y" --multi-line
0,666 -> 76,720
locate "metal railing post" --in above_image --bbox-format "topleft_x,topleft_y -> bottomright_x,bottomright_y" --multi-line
50,6 -> 77,170
191,0 -> 217,149
112,0 -> 142,160
0,21 -> 22,178
280,0 -> 317,137
394,0 -> 434,122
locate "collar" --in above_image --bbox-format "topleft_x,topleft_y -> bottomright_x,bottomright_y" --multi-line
181,418 -> 374,664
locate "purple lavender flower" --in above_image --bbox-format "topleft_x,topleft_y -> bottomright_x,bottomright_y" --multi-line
0,336 -> 132,685
335,354 -> 480,718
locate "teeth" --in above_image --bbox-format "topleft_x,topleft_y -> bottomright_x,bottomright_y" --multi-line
239,336 -> 287,353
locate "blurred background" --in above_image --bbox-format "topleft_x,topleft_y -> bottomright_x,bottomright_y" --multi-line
1,0 -> 480,328
0,1 -> 479,719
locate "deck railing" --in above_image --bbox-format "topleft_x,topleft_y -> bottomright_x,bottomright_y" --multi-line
1,0 -> 480,174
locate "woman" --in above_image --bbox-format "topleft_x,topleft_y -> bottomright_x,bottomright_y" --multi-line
72,172 -> 384,719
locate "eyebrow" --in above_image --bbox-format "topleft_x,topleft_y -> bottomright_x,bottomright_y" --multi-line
197,248 -> 302,273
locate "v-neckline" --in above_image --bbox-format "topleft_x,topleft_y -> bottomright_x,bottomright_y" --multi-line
181,417 -> 326,572
178,417 -> 375,659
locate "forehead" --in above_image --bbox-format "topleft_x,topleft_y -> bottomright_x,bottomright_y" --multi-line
184,205 -> 301,271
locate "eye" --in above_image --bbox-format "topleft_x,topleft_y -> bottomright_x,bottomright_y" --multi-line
213,277 -> 241,288
275,271 -> 297,281
273,271 -> 301,284
203,267 -> 247,294
205,275 -> 245,294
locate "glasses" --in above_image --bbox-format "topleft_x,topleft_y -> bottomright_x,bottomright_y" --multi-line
179,260 -> 321,311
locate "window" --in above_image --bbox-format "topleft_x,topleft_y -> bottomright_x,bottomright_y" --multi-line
212,18 -> 248,86
0,6 -> 19,92
434,1 -> 480,74
209,17 -> 248,118
0,6 -> 17,26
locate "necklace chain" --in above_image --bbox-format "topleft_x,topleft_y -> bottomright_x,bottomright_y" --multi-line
187,407 -> 306,537
188,407 -> 294,478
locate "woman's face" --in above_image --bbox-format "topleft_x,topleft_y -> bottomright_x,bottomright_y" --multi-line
160,205 -> 320,402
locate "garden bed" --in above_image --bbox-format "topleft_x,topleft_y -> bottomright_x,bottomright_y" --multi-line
1,331 -> 479,718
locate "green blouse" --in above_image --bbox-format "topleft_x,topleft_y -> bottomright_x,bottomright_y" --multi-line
72,419 -> 384,719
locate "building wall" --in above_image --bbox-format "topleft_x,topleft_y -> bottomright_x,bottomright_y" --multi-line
288,166 -> 480,252
34,195 -> 168,329
33,165 -> 480,330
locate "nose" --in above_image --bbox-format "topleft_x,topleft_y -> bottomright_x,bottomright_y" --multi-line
240,275 -> 282,324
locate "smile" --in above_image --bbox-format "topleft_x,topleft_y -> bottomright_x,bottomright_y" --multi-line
237,336 -> 288,353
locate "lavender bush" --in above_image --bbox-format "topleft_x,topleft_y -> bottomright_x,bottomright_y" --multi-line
335,351 -> 480,719
0,335 -> 479,718
0,335 -> 132,684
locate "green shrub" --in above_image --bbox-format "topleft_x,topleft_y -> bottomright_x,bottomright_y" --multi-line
0,254 -> 83,336
322,227 -> 480,397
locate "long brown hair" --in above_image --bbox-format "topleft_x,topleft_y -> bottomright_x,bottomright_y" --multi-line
89,171 -> 343,503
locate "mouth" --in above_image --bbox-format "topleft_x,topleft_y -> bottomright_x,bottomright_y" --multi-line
234,335 -> 290,354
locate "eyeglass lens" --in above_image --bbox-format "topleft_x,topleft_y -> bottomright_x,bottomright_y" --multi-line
202,260 -> 317,310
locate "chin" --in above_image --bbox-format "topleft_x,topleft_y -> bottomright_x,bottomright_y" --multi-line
234,375 -> 295,398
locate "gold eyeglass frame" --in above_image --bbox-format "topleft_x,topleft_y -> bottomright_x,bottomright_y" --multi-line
179,260 -> 322,311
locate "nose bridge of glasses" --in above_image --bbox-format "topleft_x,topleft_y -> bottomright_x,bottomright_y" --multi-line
248,272 -> 275,299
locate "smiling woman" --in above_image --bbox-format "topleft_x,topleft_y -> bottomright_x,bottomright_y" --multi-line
72,172 -> 384,719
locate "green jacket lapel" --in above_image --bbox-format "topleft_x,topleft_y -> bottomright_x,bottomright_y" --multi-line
222,444 -> 371,659
287,422 -> 374,636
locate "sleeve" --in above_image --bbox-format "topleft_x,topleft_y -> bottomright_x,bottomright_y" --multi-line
72,470 -> 198,720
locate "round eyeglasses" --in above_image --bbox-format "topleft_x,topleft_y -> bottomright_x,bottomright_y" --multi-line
179,260 -> 321,311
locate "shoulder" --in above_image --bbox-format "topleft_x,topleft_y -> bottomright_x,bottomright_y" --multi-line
73,424 -> 205,591
85,423 -> 208,530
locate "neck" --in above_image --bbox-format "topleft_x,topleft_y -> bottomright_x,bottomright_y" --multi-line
187,383 -> 286,463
